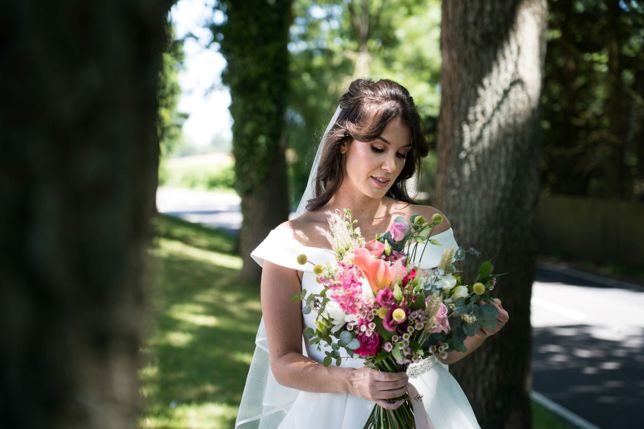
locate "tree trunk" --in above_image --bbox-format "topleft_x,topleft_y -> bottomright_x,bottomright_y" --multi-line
0,2 -> 171,428
215,0 -> 292,282
436,1 -> 547,428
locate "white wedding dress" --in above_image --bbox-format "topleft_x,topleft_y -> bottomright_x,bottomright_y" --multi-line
234,224 -> 481,429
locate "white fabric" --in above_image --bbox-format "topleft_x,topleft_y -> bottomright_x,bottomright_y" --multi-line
235,225 -> 481,428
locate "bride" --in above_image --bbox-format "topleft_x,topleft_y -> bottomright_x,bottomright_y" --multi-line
235,78 -> 509,428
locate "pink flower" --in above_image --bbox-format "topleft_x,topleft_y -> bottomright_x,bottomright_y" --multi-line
388,219 -> 409,242
364,239 -> 385,258
355,332 -> 382,357
390,260 -> 407,285
386,250 -> 406,263
376,288 -> 396,307
383,305 -> 408,332
402,269 -> 417,287
431,303 -> 450,334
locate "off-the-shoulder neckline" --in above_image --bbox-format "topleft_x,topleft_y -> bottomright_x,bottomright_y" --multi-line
274,225 -> 454,253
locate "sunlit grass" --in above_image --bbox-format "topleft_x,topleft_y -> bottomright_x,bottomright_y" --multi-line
139,215 -> 260,429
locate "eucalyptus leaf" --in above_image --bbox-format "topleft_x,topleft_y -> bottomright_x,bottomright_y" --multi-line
339,330 -> 353,345
347,339 -> 360,350
323,356 -> 332,367
463,322 -> 477,337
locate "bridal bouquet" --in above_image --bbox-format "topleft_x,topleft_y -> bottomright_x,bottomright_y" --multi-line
296,209 -> 500,429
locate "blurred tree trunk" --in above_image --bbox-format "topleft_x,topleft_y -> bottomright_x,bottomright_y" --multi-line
0,2 -> 172,429
436,1 -> 547,428
214,0 -> 292,282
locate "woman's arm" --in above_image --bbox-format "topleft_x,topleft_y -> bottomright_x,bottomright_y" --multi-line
261,260 -> 409,409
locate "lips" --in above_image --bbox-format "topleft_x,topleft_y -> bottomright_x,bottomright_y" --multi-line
371,176 -> 391,188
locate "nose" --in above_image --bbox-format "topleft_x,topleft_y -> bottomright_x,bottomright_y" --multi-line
381,154 -> 396,173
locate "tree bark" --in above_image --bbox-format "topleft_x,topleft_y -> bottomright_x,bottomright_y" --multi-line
0,2 -> 171,428
436,1 -> 547,428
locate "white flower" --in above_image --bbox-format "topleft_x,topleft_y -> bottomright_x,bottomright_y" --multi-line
324,301 -> 348,332
437,273 -> 457,290
451,285 -> 469,299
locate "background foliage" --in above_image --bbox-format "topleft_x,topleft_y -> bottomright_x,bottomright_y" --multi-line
541,0 -> 644,201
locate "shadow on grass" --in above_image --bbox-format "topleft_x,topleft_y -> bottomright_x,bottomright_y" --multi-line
140,215 -> 260,429
153,213 -> 237,254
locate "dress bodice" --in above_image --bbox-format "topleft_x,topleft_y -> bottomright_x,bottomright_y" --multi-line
250,224 -> 460,368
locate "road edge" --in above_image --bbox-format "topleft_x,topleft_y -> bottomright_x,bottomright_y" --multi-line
531,391 -> 602,429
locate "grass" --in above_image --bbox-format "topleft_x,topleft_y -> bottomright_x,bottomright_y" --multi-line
140,214 -> 260,429
159,153 -> 236,192
140,214 -> 577,429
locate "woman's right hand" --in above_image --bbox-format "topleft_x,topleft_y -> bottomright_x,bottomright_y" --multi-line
348,367 -> 409,410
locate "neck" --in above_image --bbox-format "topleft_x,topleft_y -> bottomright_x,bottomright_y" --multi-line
324,186 -> 390,226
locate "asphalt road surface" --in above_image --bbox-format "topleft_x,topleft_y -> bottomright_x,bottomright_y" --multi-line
532,265 -> 644,429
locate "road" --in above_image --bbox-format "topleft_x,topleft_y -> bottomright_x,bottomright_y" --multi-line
157,186 -> 644,429
532,265 -> 644,429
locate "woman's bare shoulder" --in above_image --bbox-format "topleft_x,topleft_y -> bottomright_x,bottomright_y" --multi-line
277,211 -> 330,248
396,202 -> 451,235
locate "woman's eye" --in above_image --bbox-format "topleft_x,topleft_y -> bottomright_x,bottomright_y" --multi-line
396,152 -> 408,160
371,146 -> 385,154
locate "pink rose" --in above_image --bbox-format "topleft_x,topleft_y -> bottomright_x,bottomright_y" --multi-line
388,219 -> 409,242
355,332 -> 382,357
365,239 -> 385,258
431,303 -> 450,334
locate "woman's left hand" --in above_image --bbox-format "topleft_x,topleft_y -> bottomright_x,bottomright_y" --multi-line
479,298 -> 509,337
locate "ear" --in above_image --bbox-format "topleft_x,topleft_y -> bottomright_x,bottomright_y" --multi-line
339,142 -> 348,154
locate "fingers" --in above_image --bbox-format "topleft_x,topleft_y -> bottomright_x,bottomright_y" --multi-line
373,385 -> 409,401
352,368 -> 410,402
375,399 -> 404,410
374,376 -> 408,391
372,370 -> 408,382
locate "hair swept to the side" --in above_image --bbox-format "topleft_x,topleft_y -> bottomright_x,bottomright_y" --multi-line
306,78 -> 429,212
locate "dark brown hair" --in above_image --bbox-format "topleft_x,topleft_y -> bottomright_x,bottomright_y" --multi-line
306,78 -> 429,211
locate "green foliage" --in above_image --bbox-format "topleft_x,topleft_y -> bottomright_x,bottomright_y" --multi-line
164,163 -> 235,192
212,1 -> 293,197
160,153 -> 236,191
541,0 -> 644,200
158,21 -> 187,159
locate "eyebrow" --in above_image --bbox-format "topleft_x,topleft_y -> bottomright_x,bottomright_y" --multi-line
377,136 -> 412,148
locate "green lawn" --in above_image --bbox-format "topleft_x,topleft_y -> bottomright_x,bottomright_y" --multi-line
140,214 -> 574,429
140,215 -> 261,429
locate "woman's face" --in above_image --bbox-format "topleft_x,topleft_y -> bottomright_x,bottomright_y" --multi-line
341,116 -> 412,199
